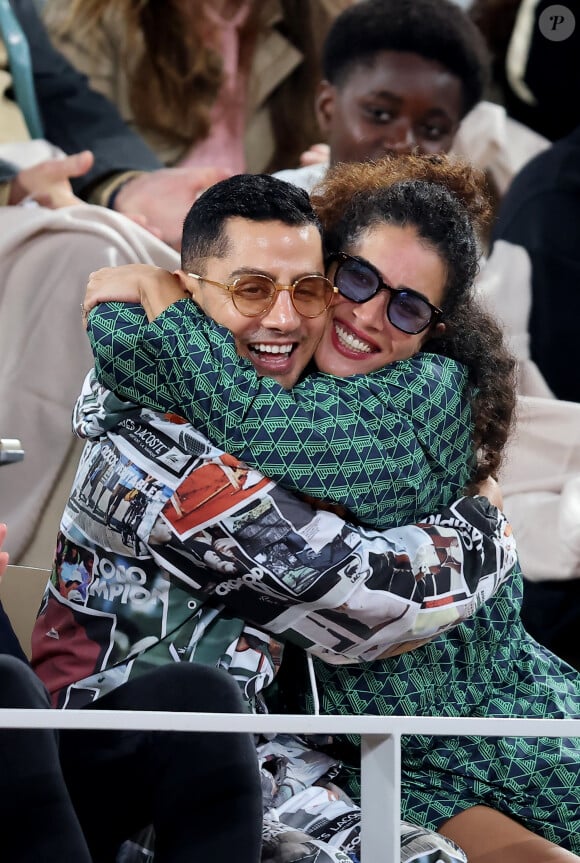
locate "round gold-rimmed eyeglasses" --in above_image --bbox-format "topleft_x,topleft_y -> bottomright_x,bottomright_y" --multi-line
187,272 -> 337,318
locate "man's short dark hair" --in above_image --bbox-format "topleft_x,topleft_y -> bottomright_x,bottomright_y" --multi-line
322,0 -> 490,118
181,174 -> 322,271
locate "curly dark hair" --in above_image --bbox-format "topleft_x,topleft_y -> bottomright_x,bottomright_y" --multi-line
311,155 -> 516,486
323,0 -> 490,119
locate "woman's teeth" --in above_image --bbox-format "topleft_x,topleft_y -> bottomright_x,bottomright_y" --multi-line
335,323 -> 372,353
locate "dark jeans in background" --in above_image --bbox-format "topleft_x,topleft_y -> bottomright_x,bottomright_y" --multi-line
59,663 -> 263,863
0,654 -> 92,862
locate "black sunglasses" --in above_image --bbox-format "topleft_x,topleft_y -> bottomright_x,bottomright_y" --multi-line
330,252 -> 443,335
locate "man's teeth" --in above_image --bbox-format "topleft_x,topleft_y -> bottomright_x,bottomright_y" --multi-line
335,323 -> 372,353
251,343 -> 293,355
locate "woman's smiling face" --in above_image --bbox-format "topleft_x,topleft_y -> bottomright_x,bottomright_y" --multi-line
314,222 -> 447,377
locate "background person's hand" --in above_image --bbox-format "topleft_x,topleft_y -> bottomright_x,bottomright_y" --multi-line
112,166 -> 231,250
83,264 -> 187,327
299,143 -> 330,167
476,475 -> 504,510
8,150 -> 93,208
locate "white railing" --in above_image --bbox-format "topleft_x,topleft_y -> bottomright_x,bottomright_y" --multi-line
1,710 -> 579,862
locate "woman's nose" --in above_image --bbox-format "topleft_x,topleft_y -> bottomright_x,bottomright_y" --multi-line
351,290 -> 388,326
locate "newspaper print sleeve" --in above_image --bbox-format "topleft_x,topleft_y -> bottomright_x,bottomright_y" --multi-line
67,376 -> 517,665
184,485 -> 519,663
87,301 -> 474,527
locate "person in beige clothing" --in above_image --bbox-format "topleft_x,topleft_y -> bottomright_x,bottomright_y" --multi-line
0,0 -> 228,564
44,0 -> 352,175
0,148 -> 180,565
0,0 -> 183,561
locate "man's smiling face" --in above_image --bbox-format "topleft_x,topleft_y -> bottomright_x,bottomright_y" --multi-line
186,217 -> 327,389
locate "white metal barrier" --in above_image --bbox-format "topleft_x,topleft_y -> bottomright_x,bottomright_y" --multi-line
1,709 -> 580,862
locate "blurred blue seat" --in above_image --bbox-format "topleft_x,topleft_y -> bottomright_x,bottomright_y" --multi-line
0,0 -> 44,138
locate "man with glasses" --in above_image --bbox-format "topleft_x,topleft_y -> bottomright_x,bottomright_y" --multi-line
32,174 -> 514,863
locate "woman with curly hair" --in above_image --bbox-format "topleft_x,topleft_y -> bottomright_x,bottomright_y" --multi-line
84,157 -> 580,860
42,0 -> 350,174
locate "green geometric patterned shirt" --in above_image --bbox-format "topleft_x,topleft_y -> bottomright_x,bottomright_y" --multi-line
88,300 -> 474,528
